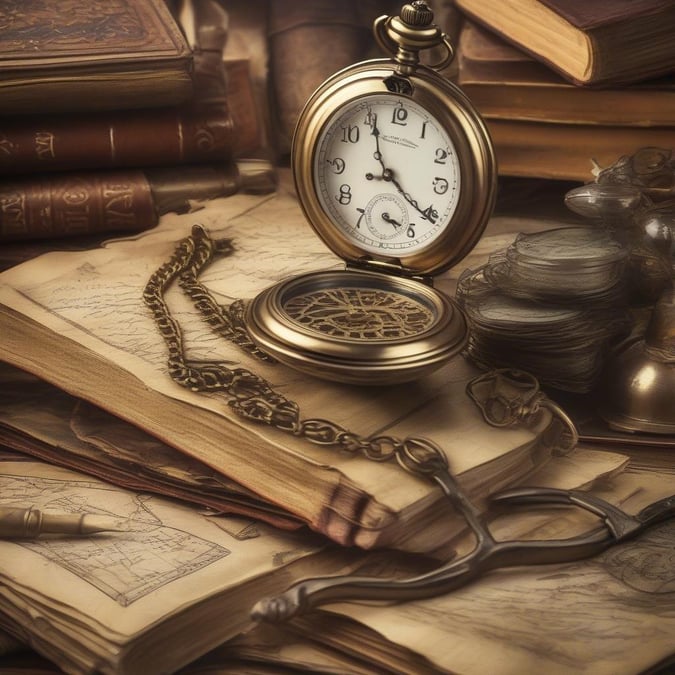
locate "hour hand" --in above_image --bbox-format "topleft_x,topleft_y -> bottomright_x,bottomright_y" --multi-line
367,112 -> 387,174
366,167 -> 394,182
382,212 -> 403,230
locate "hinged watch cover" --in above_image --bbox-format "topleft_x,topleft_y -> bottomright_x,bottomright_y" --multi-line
246,2 -> 497,384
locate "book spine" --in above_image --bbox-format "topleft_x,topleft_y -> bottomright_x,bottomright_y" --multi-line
0,107 -> 235,175
267,0 -> 378,156
0,171 -> 157,241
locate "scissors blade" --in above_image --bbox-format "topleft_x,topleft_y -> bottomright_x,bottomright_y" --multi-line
493,486 -> 675,542
490,486 -> 643,540
636,494 -> 675,529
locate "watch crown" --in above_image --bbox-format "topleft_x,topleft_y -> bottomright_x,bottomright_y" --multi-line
400,2 -> 434,27
374,2 -> 455,74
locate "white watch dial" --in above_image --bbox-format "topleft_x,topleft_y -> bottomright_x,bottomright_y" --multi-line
314,93 -> 461,255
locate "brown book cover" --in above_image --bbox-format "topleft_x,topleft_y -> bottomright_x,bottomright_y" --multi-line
0,170 -> 158,241
0,108 -> 234,175
486,118 -> 675,181
458,22 -> 675,126
0,0 -> 194,114
0,161 -> 277,242
537,0 -> 672,29
0,60 -> 261,175
455,0 -> 675,85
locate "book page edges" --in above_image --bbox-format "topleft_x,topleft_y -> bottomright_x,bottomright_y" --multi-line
456,0 -> 593,82
0,287 -> 562,552
485,119 -> 675,181
0,71 -> 194,114
0,293 -> 440,550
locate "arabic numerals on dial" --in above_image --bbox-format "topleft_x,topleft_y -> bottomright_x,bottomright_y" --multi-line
390,102 -> 451,220
326,157 -> 351,206
336,184 -> 352,206
317,94 -> 460,251
341,123 -> 360,144
327,157 -> 345,174
433,177 -> 449,195
327,120 -> 362,203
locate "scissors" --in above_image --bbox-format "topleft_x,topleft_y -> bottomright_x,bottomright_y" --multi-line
251,437 -> 675,623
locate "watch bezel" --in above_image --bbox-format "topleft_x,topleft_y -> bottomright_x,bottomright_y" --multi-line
292,59 -> 497,278
245,268 -> 468,385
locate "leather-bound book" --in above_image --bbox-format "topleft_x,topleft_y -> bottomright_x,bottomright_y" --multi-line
454,0 -> 675,86
0,107 -> 235,176
0,0 -> 194,114
0,160 -> 276,242
0,60 -> 262,175
484,119 -> 675,181
458,22 -> 675,127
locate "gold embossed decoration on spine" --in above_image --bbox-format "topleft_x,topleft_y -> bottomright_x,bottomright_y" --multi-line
0,170 -> 156,240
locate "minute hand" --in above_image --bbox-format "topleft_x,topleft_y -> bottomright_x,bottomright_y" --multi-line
384,168 -> 438,224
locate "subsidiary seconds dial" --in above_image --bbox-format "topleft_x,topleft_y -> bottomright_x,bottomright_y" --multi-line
248,2 -> 497,384
315,94 -> 461,256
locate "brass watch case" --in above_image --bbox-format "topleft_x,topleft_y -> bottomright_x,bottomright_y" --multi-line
246,268 -> 468,385
246,59 -> 496,385
295,60 -> 496,276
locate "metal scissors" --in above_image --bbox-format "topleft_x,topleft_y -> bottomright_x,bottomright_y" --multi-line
251,438 -> 675,623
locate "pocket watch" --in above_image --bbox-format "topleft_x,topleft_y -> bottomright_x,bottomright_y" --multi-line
247,1 -> 497,385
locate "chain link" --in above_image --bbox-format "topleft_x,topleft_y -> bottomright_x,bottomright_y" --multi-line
466,368 -> 578,451
145,225 -> 577,485
143,225 -> 448,482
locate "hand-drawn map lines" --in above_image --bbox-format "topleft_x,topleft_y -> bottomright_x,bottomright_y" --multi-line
13,192 -> 338,374
2,475 -> 230,607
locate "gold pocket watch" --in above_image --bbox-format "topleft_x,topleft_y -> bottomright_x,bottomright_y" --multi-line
247,1 -> 497,385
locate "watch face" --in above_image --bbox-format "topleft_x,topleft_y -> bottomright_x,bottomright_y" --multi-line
314,93 -> 461,256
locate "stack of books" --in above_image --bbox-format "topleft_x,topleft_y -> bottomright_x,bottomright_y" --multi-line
0,0 -> 269,244
0,174 -> 670,674
1,3 -> 674,674
452,0 -> 675,181
0,184 -> 584,553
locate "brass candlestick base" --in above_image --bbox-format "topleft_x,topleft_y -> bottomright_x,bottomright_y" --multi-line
599,287 -> 675,435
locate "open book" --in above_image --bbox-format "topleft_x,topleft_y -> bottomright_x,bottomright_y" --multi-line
214,464 -> 674,675
0,443 -> 631,674
0,361 -> 302,531
0,457 -> 357,675
0,182 -> 581,553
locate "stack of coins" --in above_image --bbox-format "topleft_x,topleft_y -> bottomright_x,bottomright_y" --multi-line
457,226 -> 632,393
